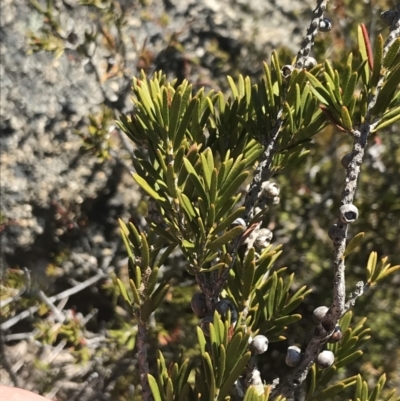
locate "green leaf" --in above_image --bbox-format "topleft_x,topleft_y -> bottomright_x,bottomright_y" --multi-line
166,163 -> 177,199
133,173 -> 166,201
201,353 -> 216,400
129,279 -> 142,305
150,284 -> 170,315
213,207 -> 245,234
218,352 -> 251,400
335,350 -> 363,369
340,105 -> 353,131
148,374 -> 162,401
207,225 -> 244,251
227,75 -> 239,98
272,314 -> 302,326
366,251 -> 377,283
146,267 -> 159,296
357,24 -> 370,86
373,108 -> 400,132
343,232 -> 365,258
343,72 -> 358,106
216,171 -> 249,211
197,326 -> 207,355
174,97 -> 196,151
371,34 -> 384,88
183,158 -> 209,204
267,272 -> 278,318
140,232 -> 150,269
373,62 -> 400,116
383,37 -> 400,69
178,191 -> 197,219
242,248 -> 256,302
306,364 -> 317,399
216,344 -> 226,388
314,383 -> 345,401
117,279 -> 132,306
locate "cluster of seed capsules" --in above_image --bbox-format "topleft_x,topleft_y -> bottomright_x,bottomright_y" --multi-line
192,293 -> 341,370
286,306 -> 342,369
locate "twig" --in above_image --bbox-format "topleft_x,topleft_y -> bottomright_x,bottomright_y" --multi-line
0,272 -> 107,332
38,290 -> 66,323
272,4 -> 400,398
343,281 -> 370,313
70,371 -> 100,401
0,334 -> 20,387
137,318 -> 153,401
213,0 -> 330,300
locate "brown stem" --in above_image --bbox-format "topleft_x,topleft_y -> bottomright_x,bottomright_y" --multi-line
137,317 -> 153,401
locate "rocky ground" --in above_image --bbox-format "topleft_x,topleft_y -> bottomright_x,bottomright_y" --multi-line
0,0 -> 333,399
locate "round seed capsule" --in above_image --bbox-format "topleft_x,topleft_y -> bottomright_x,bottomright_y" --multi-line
316,350 -> 335,369
285,345 -> 302,367
249,335 -> 269,354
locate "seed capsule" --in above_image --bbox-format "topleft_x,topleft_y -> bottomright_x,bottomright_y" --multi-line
200,315 -> 213,336
313,306 -> 329,324
249,335 -> 269,354
304,57 -> 317,70
281,65 -> 295,78
328,223 -> 346,242
328,325 -> 343,343
285,345 -> 302,367
341,153 -> 352,169
214,299 -> 238,324
319,18 -> 332,32
339,204 -> 359,224
191,292 -> 207,317
316,350 -> 335,369
254,228 -> 273,250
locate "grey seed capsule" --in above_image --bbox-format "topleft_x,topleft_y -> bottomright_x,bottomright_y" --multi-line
214,299 -> 238,324
313,306 -> 329,324
191,292 -> 207,317
286,345 -> 302,367
341,153 -> 352,169
328,223 -> 346,242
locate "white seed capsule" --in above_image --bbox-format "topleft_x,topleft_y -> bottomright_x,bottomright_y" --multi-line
249,335 -> 269,354
313,306 -> 329,324
319,18 -> 332,32
304,57 -> 317,70
281,65 -> 295,78
316,350 -> 335,369
339,204 -> 359,224
261,181 -> 280,198
285,346 -> 302,367
254,228 -> 273,250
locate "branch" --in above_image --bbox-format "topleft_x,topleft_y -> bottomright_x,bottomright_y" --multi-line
273,4 -> 400,398
137,317 -> 153,401
212,0 -> 331,301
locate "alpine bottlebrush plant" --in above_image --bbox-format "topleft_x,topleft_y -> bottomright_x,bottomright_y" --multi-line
115,1 -> 400,401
